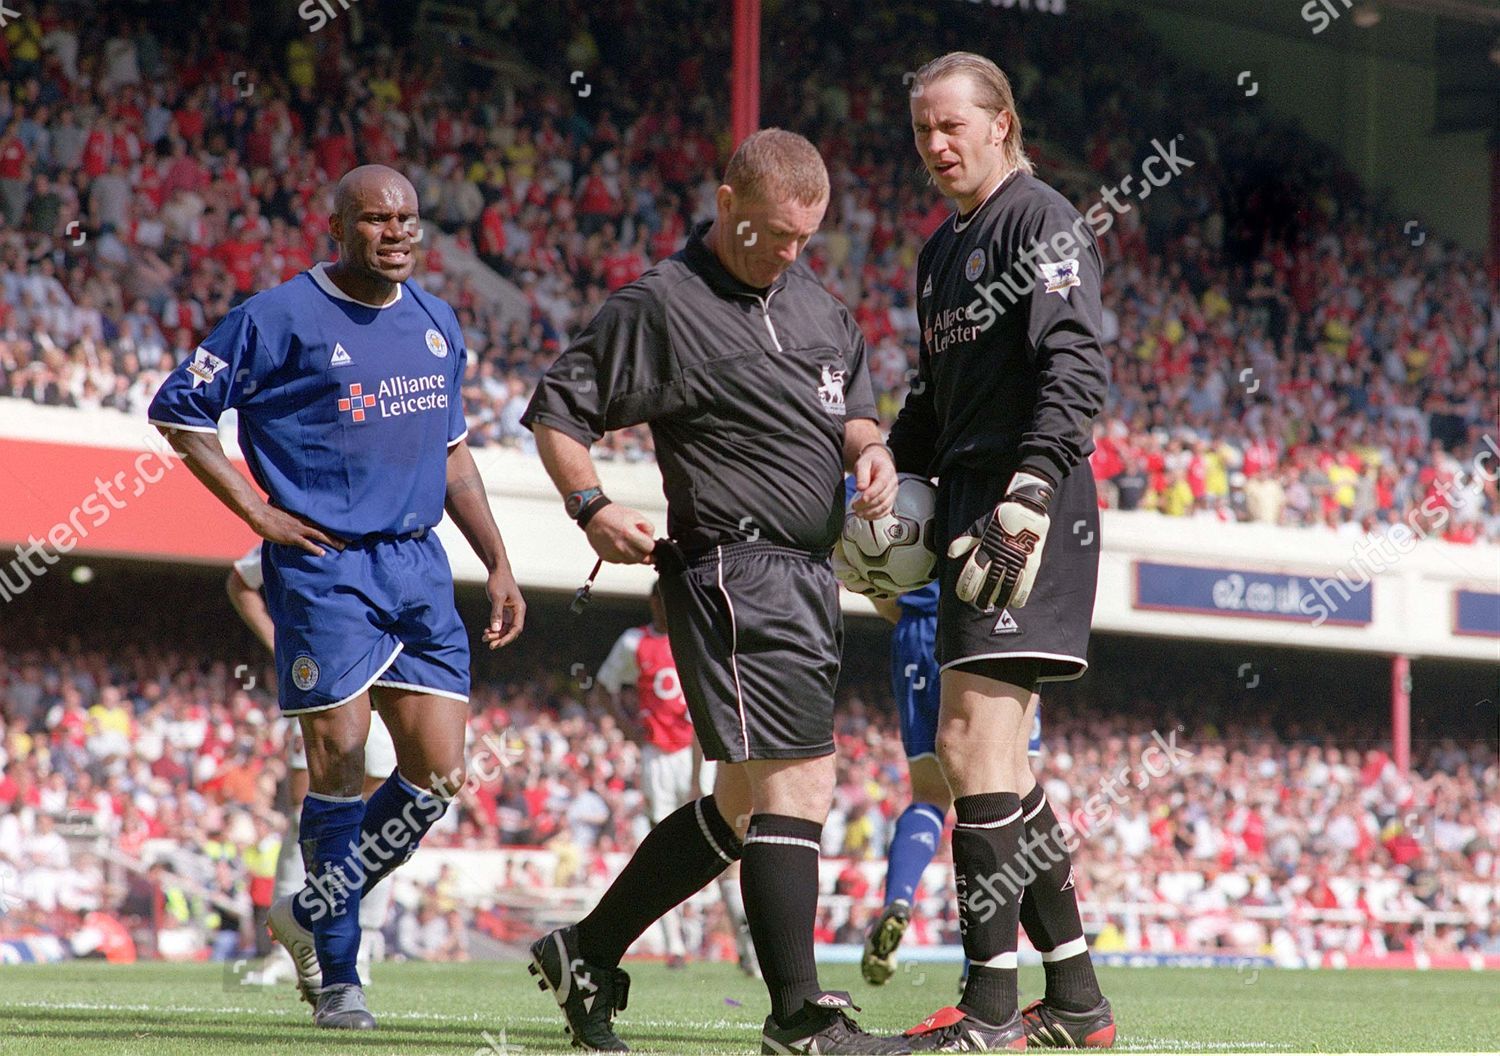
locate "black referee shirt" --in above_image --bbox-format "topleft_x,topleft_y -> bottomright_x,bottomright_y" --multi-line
888,172 -> 1109,487
522,221 -> 877,552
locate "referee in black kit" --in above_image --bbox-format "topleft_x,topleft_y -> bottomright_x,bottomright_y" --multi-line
521,129 -> 912,1055
877,53 -> 1117,1051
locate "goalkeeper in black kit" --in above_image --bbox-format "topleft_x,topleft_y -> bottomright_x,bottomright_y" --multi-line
882,51 -> 1115,1051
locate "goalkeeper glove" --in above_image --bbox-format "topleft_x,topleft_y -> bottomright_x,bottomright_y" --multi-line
947,471 -> 1053,612
832,542 -> 897,601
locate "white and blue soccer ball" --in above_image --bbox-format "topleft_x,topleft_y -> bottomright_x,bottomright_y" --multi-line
840,473 -> 939,595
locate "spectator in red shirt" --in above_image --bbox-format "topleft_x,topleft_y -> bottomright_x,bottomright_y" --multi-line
0,121 -> 30,224
576,160 -> 621,236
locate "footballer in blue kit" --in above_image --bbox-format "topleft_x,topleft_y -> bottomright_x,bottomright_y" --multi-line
149,166 -> 525,1030
890,583 -> 1041,771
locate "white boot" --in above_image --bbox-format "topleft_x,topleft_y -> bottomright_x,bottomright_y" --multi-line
245,942 -> 297,986
356,881 -> 393,986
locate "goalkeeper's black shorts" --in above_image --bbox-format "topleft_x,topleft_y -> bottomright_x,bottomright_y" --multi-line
934,462 -> 1100,682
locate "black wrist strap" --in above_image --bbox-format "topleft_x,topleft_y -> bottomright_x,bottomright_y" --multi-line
1006,480 -> 1054,513
575,493 -> 612,528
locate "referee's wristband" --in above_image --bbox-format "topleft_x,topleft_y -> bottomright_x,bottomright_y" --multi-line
573,493 -> 613,529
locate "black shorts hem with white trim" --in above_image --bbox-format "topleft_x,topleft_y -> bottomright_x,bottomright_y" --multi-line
656,540 -> 842,764
935,463 -> 1100,681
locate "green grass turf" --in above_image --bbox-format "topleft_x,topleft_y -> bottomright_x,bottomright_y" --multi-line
0,959 -> 1496,1055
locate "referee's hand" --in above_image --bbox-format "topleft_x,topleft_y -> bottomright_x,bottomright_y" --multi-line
585,503 -> 657,564
248,503 -> 345,556
850,445 -> 897,520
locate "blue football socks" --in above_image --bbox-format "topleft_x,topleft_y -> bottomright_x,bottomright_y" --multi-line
884,802 -> 946,906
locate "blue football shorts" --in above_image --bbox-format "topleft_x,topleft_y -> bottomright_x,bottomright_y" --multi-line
261,530 -> 470,715
891,611 -> 1041,759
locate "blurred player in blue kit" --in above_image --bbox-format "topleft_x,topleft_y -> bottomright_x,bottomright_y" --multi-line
860,581 -> 1041,990
149,165 -> 525,1030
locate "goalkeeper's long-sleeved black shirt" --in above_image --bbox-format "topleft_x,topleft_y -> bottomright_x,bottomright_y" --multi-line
888,172 -> 1110,487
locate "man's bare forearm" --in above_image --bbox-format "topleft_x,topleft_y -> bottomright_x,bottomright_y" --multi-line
157,427 -> 267,525
226,571 -> 276,651
445,441 -> 511,574
534,423 -> 601,497
843,417 -> 887,471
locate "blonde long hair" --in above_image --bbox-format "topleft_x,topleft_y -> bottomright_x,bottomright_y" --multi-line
911,52 -> 1034,177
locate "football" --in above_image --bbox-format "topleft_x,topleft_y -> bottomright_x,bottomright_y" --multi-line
840,473 -> 939,594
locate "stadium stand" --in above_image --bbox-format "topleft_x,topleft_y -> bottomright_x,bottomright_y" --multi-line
3,609 -> 1495,966
0,0 -> 1494,972
0,1 -> 1494,535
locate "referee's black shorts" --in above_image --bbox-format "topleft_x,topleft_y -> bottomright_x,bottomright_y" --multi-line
935,463 -> 1100,683
655,540 -> 841,763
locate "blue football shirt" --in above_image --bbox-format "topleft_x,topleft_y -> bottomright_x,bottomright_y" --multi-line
148,263 -> 468,538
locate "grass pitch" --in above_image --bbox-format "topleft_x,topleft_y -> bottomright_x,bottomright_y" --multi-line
0,959 -> 1495,1054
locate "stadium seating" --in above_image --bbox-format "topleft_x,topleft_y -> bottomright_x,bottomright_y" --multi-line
3,630 -> 1495,963
0,0 -> 1494,969
0,1 -> 1493,538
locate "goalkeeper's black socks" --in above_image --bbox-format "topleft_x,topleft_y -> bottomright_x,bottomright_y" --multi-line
741,814 -> 825,1025
952,792 -> 1023,1026
575,796 -> 741,967
1018,785 -> 1104,1012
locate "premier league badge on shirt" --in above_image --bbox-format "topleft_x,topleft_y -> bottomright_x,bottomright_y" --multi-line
1039,258 -> 1081,300
187,347 -> 229,388
818,364 -> 846,415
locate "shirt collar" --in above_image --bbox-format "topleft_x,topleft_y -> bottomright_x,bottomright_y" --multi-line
952,168 -> 1021,233
683,220 -> 787,299
309,262 -> 404,309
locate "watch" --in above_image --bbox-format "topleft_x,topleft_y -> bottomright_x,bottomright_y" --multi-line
566,486 -> 612,528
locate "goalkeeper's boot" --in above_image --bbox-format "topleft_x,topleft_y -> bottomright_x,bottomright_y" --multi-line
904,1007 -> 1026,1052
761,992 -> 912,1054
1021,997 -> 1116,1049
529,925 -> 631,1051
266,894 -> 321,1006
314,983 -> 376,1030
862,899 -> 911,985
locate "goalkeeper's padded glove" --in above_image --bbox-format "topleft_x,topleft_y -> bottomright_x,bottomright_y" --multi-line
947,471 -> 1054,612
832,541 -> 898,601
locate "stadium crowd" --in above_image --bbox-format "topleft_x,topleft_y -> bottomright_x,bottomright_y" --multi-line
0,1 -> 1495,537
0,0 -> 1495,969
2,635 -> 1496,964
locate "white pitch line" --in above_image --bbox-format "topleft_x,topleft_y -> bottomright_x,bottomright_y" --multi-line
9,1002 -> 1494,1056
1111,1045 -> 1279,1052
0,999 -> 752,1031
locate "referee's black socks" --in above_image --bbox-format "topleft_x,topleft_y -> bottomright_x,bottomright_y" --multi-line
575,796 -> 741,968
1018,785 -> 1103,1012
953,792 -> 1023,1026
742,814 -> 825,1025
